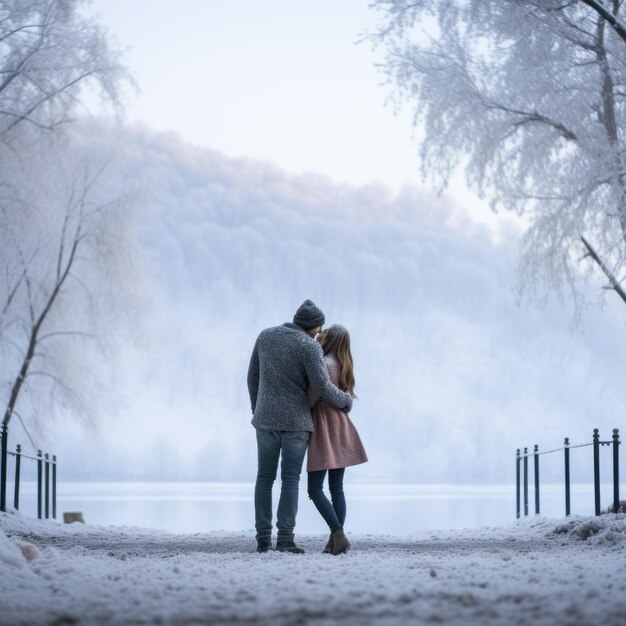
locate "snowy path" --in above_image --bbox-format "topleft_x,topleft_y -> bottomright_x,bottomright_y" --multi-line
2,511 -> 626,626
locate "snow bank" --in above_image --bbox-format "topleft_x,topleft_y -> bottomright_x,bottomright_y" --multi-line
2,510 -> 626,626
553,512 -> 626,544
0,527 -> 24,569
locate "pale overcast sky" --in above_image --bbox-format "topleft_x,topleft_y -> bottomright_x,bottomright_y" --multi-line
82,0 -> 501,225
83,1 -> 416,187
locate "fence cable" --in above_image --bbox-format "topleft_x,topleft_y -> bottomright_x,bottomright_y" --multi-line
520,442 -> 594,457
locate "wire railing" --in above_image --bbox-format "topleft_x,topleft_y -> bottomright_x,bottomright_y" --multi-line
1,435 -> 58,519
516,428 -> 620,519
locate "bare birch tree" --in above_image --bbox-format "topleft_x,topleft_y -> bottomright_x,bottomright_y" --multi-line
370,0 -> 626,313
1,128 -> 138,431
0,123 -> 143,509
0,0 -> 135,509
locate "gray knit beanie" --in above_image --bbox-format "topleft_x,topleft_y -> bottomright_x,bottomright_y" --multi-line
293,299 -> 325,330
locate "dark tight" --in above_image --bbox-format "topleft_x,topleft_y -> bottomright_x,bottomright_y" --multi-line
307,468 -> 346,533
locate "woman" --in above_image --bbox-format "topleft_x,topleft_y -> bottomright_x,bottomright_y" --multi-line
307,323 -> 368,555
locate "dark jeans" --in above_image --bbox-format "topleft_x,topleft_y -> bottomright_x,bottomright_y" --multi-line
307,468 -> 346,533
254,429 -> 310,542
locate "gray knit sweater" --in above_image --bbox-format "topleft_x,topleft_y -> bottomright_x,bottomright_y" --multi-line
247,323 -> 353,432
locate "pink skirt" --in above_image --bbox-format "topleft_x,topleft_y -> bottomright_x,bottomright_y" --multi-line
307,402 -> 368,472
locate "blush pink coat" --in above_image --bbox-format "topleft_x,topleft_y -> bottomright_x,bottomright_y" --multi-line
307,355 -> 368,472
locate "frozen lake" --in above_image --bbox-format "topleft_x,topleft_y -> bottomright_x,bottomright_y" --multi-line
7,481 -> 620,533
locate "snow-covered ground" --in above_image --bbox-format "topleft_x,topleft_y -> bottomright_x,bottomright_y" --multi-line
1,510 -> 626,626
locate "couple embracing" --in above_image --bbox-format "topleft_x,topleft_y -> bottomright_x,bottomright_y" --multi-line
247,299 -> 368,555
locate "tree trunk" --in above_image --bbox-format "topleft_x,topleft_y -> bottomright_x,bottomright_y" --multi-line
2,225 -> 81,429
594,17 -> 626,245
581,235 -> 626,305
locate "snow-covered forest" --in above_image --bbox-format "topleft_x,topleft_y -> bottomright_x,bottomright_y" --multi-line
48,124 -> 625,485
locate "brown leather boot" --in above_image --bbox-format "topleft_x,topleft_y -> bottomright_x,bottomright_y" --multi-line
322,533 -> 333,554
330,529 -> 351,555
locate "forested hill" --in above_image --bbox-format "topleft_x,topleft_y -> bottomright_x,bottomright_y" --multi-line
56,124 -> 625,483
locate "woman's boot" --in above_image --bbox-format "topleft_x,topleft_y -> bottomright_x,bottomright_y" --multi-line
330,528 -> 351,555
322,533 -> 333,554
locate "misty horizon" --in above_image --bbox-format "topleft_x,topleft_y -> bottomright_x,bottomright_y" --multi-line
2,122 -> 618,486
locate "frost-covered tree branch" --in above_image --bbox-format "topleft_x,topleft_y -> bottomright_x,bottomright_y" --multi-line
581,234 -> 626,303
579,0 -> 626,43
0,0 -> 131,142
371,0 -> 626,313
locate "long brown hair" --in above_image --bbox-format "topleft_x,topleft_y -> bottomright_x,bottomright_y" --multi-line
318,324 -> 356,396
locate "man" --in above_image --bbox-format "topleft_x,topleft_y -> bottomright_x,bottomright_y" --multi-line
247,299 -> 353,553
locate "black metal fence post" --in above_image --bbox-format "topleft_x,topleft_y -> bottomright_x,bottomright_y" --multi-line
13,444 -> 21,511
523,447 -> 529,516
44,453 -> 50,519
52,455 -> 57,520
516,449 -> 521,519
613,429 -> 620,513
593,429 -> 601,516
0,422 -> 7,513
534,444 -> 540,515
564,438 -> 571,517
518,428 -> 621,519
37,450 -> 42,520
